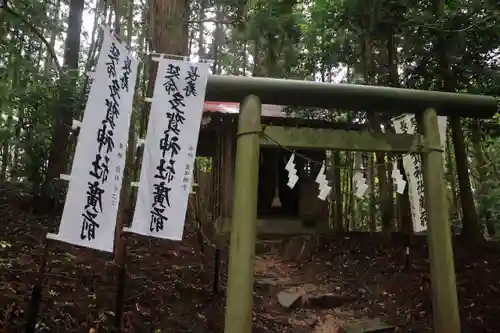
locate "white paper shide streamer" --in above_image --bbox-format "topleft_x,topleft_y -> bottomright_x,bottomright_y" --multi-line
126,59 -> 209,240
315,162 -> 331,201
48,28 -> 138,252
391,168 -> 406,194
353,171 -> 368,199
392,114 -> 447,233
285,154 -> 298,189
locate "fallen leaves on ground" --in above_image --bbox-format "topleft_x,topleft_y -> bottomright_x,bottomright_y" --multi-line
0,188 -> 499,333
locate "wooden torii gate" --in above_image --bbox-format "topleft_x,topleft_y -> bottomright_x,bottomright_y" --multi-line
205,75 -> 498,333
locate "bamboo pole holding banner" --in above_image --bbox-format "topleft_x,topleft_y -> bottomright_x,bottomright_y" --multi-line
24,238 -> 51,333
223,95 -> 262,333
113,122 -> 136,332
421,108 -> 460,333
25,175 -> 72,333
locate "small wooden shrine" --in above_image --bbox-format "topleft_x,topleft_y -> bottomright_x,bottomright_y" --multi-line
196,101 -> 367,236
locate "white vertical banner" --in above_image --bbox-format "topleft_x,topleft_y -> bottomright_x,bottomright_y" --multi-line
392,114 -> 447,233
48,27 -> 138,252
125,59 -> 209,240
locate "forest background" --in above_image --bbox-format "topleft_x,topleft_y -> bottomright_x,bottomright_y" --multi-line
1,0 -> 500,242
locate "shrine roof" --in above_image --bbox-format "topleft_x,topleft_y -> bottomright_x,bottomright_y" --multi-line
202,101 -> 368,131
203,101 -> 287,118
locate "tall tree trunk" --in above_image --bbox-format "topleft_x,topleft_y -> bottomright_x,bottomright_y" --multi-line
197,0 -> 206,58
231,30 -> 239,75
130,0 -> 188,206
471,121 -> 494,237
0,134 -> 8,182
376,154 -> 393,235
241,41 -> 247,76
1,51 -> 15,183
139,0 -> 188,176
0,6 -> 9,43
11,31 -> 25,179
211,3 -> 223,74
43,0 -> 85,202
77,0 -> 106,115
333,152 -> 343,231
445,129 -> 460,221
368,153 -> 376,231
153,0 -> 188,55
44,0 -> 61,75
107,7 -> 113,26
343,153 -> 353,231
351,152 -> 362,230
126,0 -> 134,42
386,25 -> 412,234
398,158 -> 413,233
434,0 -> 481,242
112,0 -> 122,33
361,23 -> 393,236
251,40 -> 261,76
450,119 -> 482,241
130,1 -> 150,206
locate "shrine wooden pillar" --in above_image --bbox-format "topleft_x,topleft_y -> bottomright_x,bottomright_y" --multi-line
223,95 -> 262,333
421,107 -> 460,333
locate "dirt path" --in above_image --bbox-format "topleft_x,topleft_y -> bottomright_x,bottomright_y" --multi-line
253,251 -> 382,333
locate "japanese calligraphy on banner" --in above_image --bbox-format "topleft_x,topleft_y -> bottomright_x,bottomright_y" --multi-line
392,114 -> 447,233
48,27 -> 138,252
125,59 -> 209,240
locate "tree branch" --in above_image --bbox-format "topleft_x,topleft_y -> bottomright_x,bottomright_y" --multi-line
1,3 -> 62,75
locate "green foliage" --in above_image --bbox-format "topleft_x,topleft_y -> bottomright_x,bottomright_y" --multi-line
212,0 -> 500,235
196,157 -> 212,173
0,0 -> 90,193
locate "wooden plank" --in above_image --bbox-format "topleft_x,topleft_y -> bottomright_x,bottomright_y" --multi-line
260,126 -> 422,153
